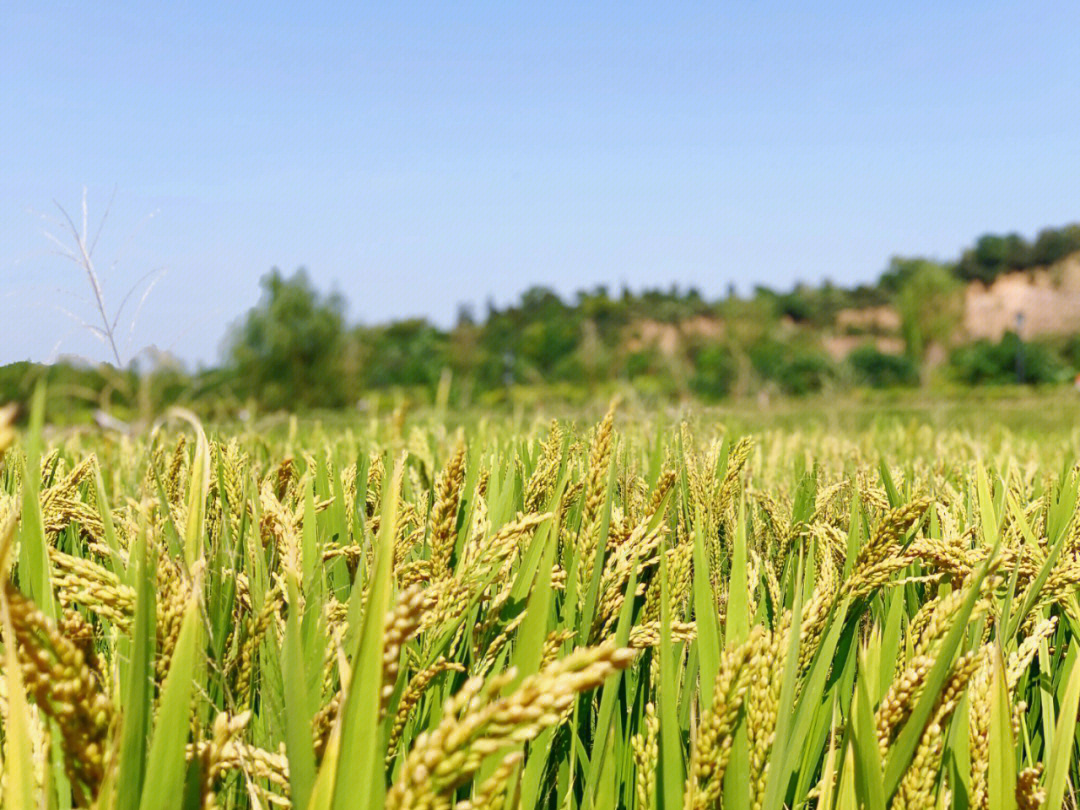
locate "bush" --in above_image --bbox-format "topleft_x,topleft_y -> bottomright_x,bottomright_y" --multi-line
848,346 -> 919,388
782,353 -> 835,395
950,332 -> 1066,385
689,345 -> 736,399
359,319 -> 449,390
624,350 -> 655,380
1059,334 -> 1080,372
749,338 -> 835,395
1031,225 -> 1080,266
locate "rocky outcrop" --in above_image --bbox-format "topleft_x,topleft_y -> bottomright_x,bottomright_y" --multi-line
835,305 -> 902,334
822,335 -> 905,362
626,316 -> 725,357
964,254 -> 1080,340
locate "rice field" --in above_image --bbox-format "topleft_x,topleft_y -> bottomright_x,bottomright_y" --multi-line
3,391 -> 1080,810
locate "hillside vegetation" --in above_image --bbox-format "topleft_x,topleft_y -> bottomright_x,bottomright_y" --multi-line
4,225 -> 1080,418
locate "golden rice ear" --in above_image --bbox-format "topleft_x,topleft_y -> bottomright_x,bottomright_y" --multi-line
0,493 -> 17,578
383,657 -> 465,768
0,403 -> 16,455
379,584 -> 435,716
385,642 -> 634,810
635,703 -> 660,809
686,632 -> 758,809
429,438 -> 467,577
2,581 -> 114,800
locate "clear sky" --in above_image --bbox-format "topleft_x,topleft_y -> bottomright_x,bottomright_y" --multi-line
2,1 -> 1078,367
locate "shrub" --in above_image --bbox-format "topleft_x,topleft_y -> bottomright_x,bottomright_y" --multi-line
1060,333 -> 1080,371
847,345 -> 919,388
950,332 -> 1066,385
748,338 -> 835,395
689,345 -> 736,399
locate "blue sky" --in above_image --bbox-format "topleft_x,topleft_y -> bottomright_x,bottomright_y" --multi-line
2,1 -> 1078,366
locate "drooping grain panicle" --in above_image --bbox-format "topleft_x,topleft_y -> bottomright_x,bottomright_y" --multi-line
686,629 -> 758,809
429,437 -> 467,577
575,401 -> 618,596
633,702 -> 660,810
3,581 -> 114,801
386,641 -> 634,810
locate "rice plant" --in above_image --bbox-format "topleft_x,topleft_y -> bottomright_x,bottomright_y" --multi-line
2,390 -> 1080,810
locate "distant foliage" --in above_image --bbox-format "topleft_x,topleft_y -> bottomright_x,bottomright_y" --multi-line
1060,333 -> 1080,371
7,222 -> 1080,415
688,344 -> 737,399
896,261 -> 962,360
357,319 -> 449,389
956,224 -> 1080,284
950,332 -> 1068,385
224,269 -> 349,409
847,345 -> 920,388
748,338 -> 835,395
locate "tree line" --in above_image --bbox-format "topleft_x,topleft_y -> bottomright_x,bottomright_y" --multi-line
4,223 -> 1080,418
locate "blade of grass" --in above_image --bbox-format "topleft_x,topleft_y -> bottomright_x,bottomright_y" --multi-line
329,456 -> 403,810
169,407 -> 209,569
0,515 -> 36,810
585,565 -> 639,807
722,499 -> 751,810
762,550 -> 805,810
17,382 -> 54,615
115,517 -> 156,810
657,540 -> 683,810
283,572 -> 317,810
138,582 -> 203,810
1044,642 -> 1080,810
692,507 -> 721,707
850,648 -> 886,810
988,645 -> 1017,810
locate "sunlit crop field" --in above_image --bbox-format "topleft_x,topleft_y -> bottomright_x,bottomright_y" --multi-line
2,393 -> 1080,810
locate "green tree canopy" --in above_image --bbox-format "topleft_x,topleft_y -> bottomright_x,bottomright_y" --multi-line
223,268 -> 348,410
897,261 -> 962,362
356,319 -> 449,389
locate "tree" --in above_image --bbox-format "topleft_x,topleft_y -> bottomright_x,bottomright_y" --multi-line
224,268 -> 348,410
359,319 -> 449,389
897,261 -> 962,364
1031,225 -> 1080,266
880,257 -> 936,295
956,233 -> 1031,284
747,337 -> 836,395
